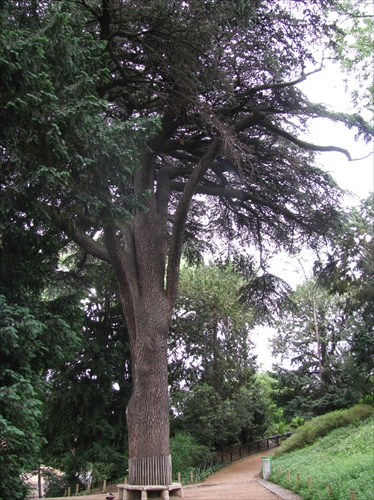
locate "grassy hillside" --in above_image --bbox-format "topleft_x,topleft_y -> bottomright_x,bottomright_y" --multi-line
269,405 -> 374,500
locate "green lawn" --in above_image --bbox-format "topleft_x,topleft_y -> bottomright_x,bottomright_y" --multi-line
270,413 -> 374,499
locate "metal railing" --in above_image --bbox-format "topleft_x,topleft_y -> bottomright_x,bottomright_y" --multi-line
215,432 -> 292,464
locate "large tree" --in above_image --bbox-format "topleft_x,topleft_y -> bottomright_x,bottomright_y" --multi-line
169,262 -> 256,397
314,195 -> 374,385
1,0 -> 373,486
271,278 -> 368,418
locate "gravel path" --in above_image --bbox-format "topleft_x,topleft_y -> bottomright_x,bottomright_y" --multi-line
43,451 -> 301,500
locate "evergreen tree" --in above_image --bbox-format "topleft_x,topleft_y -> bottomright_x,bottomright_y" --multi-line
41,264 -> 132,487
271,278 -> 369,418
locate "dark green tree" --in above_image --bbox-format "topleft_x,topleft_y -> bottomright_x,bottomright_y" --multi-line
271,278 -> 369,418
41,262 -> 132,488
0,298 -> 47,500
1,0 -> 373,486
0,286 -> 81,499
314,195 -> 374,391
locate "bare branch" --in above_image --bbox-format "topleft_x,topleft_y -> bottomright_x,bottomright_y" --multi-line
235,66 -> 323,100
260,119 -> 353,160
71,230 -> 111,263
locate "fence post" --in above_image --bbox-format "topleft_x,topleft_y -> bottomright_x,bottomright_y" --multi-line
190,471 -> 193,484
327,484 -> 332,495
102,479 -> 106,493
75,484 -> 79,495
350,492 -> 356,500
308,476 -> 313,489
67,486 -> 71,497
286,470 -> 291,482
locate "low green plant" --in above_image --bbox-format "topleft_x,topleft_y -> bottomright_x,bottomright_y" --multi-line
178,461 -> 227,485
170,432 -> 214,481
42,470 -> 66,498
270,413 -> 374,499
275,404 -> 374,456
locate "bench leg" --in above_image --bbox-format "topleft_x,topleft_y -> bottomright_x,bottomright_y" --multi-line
160,490 -> 169,500
141,490 -> 147,500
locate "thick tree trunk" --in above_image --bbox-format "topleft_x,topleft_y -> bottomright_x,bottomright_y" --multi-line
118,282 -> 172,485
101,143 -> 218,485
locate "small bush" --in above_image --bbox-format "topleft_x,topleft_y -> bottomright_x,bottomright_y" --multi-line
275,404 -> 374,456
43,470 -> 66,498
170,432 -> 214,481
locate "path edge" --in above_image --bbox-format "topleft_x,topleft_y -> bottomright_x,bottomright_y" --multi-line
257,479 -> 302,500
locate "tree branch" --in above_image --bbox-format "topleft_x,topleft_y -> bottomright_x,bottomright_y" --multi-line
260,119 -> 354,160
235,66 -> 323,100
166,138 -> 221,306
71,230 -> 111,263
170,180 -> 303,225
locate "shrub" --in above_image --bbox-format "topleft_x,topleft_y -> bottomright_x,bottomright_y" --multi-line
43,470 -> 66,498
170,432 -> 214,480
275,404 -> 374,456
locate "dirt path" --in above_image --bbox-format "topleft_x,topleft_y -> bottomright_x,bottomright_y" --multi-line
43,452 -> 301,500
182,452 -> 300,499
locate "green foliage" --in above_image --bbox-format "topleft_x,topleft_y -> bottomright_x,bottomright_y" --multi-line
271,413 -> 374,499
170,262 -> 256,397
0,1 -> 156,237
271,276 -> 370,418
41,263 -> 131,485
315,195 -> 374,383
173,380 -> 267,449
275,404 -> 374,456
42,469 -> 66,498
0,297 -> 45,499
170,432 -> 213,481
333,1 -> 374,112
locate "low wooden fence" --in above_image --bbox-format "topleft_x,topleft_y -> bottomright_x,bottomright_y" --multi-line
215,432 -> 292,465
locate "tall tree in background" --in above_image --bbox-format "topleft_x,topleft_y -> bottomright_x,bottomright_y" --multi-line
169,262 -> 266,448
169,262 -> 256,397
41,262 -> 132,487
315,194 -> 374,390
1,0 -> 373,486
271,279 -> 367,418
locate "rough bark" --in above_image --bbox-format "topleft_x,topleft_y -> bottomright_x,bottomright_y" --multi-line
103,188 -> 174,484
125,296 -> 171,485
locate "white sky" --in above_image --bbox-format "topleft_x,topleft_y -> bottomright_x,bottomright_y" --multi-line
254,63 -> 374,371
